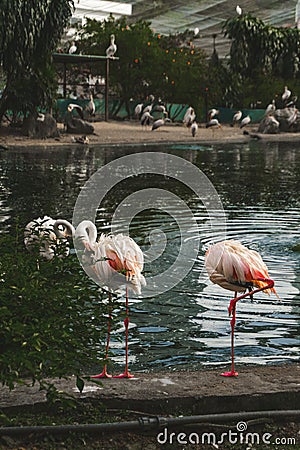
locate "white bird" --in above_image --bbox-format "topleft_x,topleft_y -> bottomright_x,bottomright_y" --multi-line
67,103 -> 84,120
140,111 -> 153,128
282,86 -> 291,104
191,121 -> 198,137
287,108 -> 298,126
134,103 -> 144,118
236,5 -> 242,15
231,110 -> 242,126
68,41 -> 77,54
208,108 -> 219,120
24,216 -> 75,260
86,94 -> 95,117
106,34 -> 117,58
153,104 -> 167,116
142,105 -> 153,115
151,117 -> 171,131
240,115 -> 251,128
37,113 -> 45,122
75,220 -> 146,378
183,106 -> 196,127
265,100 -> 276,116
206,118 -> 221,129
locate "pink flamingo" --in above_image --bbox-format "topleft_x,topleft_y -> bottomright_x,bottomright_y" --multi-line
205,240 -> 278,377
75,220 -> 146,378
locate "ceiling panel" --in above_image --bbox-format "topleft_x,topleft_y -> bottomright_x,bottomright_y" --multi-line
74,0 -> 299,57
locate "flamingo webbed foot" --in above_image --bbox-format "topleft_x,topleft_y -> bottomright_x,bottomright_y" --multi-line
113,371 -> 134,379
221,370 -> 239,377
90,366 -> 112,379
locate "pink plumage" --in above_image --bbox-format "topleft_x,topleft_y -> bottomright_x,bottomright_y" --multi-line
205,239 -> 277,377
205,240 -> 277,295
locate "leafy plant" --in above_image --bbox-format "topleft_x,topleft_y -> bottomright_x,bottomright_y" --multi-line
0,226 -> 114,397
0,0 -> 74,123
79,16 -> 208,116
224,14 -> 300,80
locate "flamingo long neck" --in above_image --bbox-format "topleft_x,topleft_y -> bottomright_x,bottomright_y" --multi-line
53,219 -> 75,238
75,220 -> 97,248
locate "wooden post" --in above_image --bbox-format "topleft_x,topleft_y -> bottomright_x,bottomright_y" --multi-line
105,58 -> 109,122
63,63 -> 67,98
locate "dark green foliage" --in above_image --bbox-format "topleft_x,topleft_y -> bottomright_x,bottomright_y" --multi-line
79,16 -> 208,115
223,13 -> 300,107
0,227 -> 109,394
0,0 -> 74,122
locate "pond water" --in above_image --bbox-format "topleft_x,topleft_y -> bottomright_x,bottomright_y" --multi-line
0,140 -> 299,372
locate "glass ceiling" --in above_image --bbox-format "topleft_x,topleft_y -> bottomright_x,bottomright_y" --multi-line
74,0 -> 298,57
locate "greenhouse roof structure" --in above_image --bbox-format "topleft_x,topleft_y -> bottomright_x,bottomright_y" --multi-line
73,0 -> 299,58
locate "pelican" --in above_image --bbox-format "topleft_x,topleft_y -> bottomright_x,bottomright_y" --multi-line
282,86 -> 291,105
106,34 -> 117,58
67,103 -> 84,120
265,100 -> 276,116
24,216 -> 75,260
75,220 -> 146,378
68,41 -> 77,54
240,115 -> 251,128
231,110 -> 242,126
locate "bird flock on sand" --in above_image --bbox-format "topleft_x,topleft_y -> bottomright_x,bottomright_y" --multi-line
24,208 -> 279,378
131,97 -> 254,137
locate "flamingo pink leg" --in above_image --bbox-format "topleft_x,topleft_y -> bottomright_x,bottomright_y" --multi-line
221,293 -> 239,377
91,293 -> 113,379
114,287 -> 134,378
221,278 -> 274,377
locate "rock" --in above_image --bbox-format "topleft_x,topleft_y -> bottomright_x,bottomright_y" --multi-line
274,107 -> 300,132
23,113 -> 59,139
65,115 -> 94,135
257,115 -> 280,134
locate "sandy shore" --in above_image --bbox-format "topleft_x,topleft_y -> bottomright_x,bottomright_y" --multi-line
2,120 -> 300,148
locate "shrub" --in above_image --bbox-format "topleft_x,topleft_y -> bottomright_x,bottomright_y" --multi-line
0,227 -> 111,396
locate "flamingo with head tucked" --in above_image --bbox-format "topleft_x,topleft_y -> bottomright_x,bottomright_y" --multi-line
75,220 -> 146,378
24,216 -> 75,260
205,240 -> 278,377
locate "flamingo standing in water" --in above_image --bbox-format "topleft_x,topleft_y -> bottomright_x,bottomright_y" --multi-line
205,240 -> 278,377
75,220 -> 146,378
